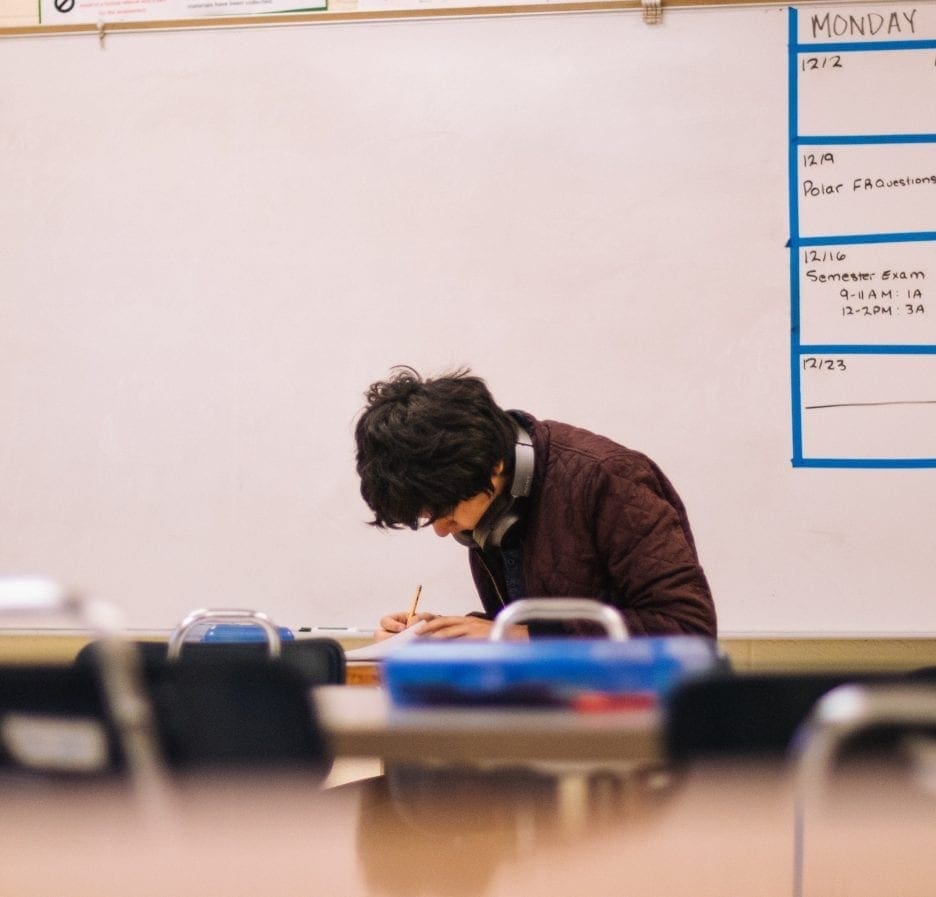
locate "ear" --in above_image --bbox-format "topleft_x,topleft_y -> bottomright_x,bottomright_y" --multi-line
489,459 -> 508,495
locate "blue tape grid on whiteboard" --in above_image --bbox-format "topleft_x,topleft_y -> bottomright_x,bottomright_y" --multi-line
787,7 -> 936,469
800,134 -> 936,145
788,8 -> 804,464
798,39 -> 936,52
800,345 -> 936,355
799,232 -> 936,246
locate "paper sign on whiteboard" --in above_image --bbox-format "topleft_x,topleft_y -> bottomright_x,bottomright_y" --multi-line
40,0 -> 324,25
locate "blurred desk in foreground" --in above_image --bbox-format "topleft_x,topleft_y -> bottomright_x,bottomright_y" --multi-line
314,684 -> 662,770
2,765 -> 935,897
314,684 -> 664,830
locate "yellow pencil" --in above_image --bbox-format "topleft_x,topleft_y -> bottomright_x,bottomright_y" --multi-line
405,584 -> 423,626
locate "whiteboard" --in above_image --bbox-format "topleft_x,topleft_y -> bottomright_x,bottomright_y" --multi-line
2,4 -> 935,635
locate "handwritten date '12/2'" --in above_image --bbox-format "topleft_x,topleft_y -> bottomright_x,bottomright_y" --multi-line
803,357 -> 847,371
800,55 -> 843,72
801,54 -> 936,73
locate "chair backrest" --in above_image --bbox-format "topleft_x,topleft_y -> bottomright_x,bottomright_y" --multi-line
791,681 -> 936,897
144,654 -> 333,775
0,655 -> 332,780
0,663 -> 123,778
795,680 -> 936,794
75,637 -> 346,687
663,671 -> 885,763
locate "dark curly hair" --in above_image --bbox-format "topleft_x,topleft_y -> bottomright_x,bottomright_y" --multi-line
354,366 -> 517,529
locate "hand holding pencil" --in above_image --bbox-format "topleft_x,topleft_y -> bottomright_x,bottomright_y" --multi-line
376,585 -> 522,641
405,584 -> 422,625
375,585 -> 434,641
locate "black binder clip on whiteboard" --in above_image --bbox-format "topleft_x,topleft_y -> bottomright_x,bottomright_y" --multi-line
489,598 -> 630,641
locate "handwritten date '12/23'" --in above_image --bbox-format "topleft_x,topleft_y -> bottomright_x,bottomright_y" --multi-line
803,357 -> 847,371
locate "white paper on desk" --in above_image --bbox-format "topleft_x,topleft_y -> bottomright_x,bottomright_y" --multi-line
343,622 -> 426,661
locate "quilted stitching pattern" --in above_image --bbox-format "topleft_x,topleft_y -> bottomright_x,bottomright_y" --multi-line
470,416 -> 716,637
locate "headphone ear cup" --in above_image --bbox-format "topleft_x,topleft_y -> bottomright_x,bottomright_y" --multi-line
473,492 -> 517,550
462,423 -> 535,550
452,530 -> 475,547
511,428 -> 535,499
486,506 -> 522,548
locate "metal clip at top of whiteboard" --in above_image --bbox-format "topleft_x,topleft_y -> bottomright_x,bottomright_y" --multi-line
641,0 -> 661,24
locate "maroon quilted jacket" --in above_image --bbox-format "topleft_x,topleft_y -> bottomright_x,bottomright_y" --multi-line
467,413 -> 716,637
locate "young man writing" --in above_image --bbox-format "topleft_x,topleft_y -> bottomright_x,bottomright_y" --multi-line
355,367 -> 716,641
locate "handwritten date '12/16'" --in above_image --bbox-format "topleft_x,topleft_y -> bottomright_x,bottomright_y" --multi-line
803,357 -> 847,371
801,55 -> 843,72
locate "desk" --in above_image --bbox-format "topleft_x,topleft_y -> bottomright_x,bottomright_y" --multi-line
1,766 -> 934,897
315,684 -> 664,831
314,684 -> 663,771
345,660 -> 381,686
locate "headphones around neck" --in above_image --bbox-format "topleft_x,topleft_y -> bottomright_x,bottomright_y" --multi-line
454,423 -> 535,550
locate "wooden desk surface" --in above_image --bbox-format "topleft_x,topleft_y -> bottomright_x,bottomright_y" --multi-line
314,684 -> 662,770
1,766 -> 934,897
